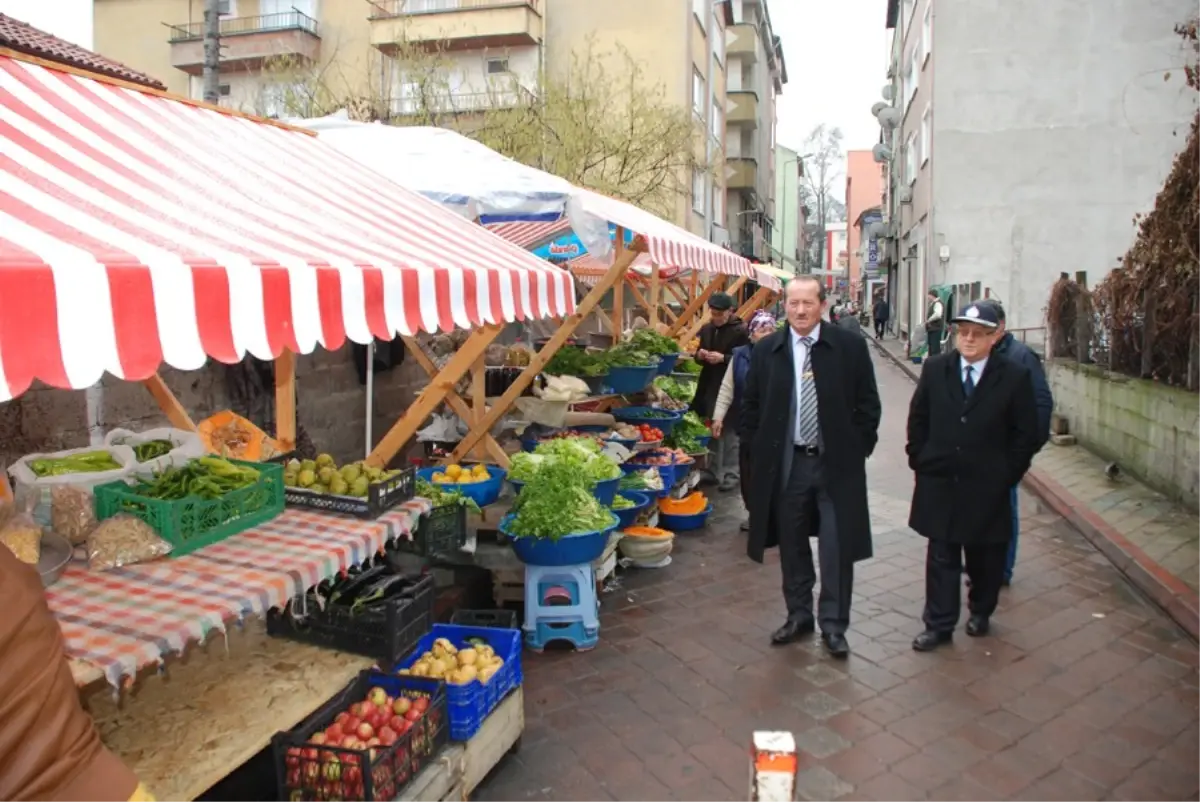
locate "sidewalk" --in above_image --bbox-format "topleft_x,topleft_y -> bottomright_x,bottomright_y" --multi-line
869,335 -> 1200,641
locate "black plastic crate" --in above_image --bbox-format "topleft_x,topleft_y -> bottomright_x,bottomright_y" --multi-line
266,571 -> 434,665
283,466 -> 415,520
449,609 -> 519,630
273,670 -> 448,801
393,504 -> 466,557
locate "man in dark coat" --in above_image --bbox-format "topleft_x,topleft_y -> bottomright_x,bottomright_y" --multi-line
907,302 -> 1040,652
873,297 -> 890,339
691,292 -> 750,489
978,299 -> 1053,585
742,276 -> 882,658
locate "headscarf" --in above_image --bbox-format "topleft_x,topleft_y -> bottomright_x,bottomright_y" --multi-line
748,311 -> 777,336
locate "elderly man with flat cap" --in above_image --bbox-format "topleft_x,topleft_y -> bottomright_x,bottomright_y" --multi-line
691,291 -> 750,490
906,301 -> 1040,652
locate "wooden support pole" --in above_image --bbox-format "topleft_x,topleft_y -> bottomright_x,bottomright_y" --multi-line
401,337 -> 509,466
650,264 -> 660,325
611,265 -> 625,337
682,276 -> 749,345
469,354 -> 487,462
627,281 -> 674,325
273,350 -> 297,451
667,275 -> 724,338
449,239 -> 644,463
737,287 -> 772,321
366,324 -> 504,468
142,374 -> 197,432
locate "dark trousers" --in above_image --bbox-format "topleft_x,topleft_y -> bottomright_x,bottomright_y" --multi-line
874,319 -> 886,338
776,452 -> 852,634
738,439 -> 753,511
927,329 -> 944,356
922,539 -> 1007,632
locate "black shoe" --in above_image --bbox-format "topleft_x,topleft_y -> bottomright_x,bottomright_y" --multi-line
965,615 -> 990,637
822,632 -> 850,659
912,630 -> 953,652
771,618 -> 814,645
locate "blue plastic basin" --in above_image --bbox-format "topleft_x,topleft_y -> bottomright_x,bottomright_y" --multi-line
611,406 -> 683,434
603,365 -> 657,394
509,475 -> 621,506
659,502 -> 713,532
416,465 -> 506,507
655,353 -> 681,375
612,491 -> 651,529
500,513 -> 619,566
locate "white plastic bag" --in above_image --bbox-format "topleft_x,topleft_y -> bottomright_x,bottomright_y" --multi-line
8,445 -> 137,527
105,427 -> 206,478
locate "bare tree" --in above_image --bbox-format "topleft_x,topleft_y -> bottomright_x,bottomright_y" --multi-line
797,124 -> 845,273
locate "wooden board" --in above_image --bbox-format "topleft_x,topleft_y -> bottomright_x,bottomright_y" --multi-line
83,619 -> 373,801
398,688 -> 525,801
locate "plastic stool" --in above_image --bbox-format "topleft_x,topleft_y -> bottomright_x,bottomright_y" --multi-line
522,563 -> 599,652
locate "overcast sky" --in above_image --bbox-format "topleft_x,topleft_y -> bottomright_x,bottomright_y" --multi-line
0,0 -> 93,47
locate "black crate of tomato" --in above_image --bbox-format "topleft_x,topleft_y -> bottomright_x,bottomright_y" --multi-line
391,504 -> 467,558
266,567 -> 434,665
273,670 -> 448,801
283,467 -> 415,520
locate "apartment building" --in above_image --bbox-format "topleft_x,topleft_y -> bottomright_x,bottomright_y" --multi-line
91,0 -> 785,239
844,148 -> 884,301
875,0 -> 1197,340
770,142 -> 803,272
724,0 -> 786,262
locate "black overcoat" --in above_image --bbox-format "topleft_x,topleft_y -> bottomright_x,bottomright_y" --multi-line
906,351 -> 1039,545
690,318 -> 750,419
742,324 -> 882,564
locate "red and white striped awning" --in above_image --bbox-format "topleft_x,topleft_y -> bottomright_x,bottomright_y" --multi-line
0,55 -> 575,402
484,219 -> 571,250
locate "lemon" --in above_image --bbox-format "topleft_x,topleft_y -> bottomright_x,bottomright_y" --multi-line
432,472 -> 448,483
445,464 -> 463,480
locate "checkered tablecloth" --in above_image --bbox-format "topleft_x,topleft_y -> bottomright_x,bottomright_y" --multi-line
46,499 -> 431,688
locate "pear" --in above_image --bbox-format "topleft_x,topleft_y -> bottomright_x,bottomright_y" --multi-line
315,453 -> 335,469
340,463 -> 362,483
297,468 -> 316,488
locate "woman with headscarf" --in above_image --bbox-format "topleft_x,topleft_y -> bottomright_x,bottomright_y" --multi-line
711,311 -> 777,530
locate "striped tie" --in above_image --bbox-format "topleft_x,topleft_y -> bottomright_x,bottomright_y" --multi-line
797,336 -> 820,445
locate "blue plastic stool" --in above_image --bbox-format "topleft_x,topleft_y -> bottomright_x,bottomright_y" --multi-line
522,563 -> 599,652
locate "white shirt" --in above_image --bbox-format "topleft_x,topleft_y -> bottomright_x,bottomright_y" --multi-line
791,323 -> 821,445
961,355 -> 988,388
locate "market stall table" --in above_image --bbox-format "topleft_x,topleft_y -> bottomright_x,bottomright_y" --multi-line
56,501 -> 430,689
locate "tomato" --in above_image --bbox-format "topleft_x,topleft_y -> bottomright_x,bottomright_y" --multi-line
411,697 -> 430,714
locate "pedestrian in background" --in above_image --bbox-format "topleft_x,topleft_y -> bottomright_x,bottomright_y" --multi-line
690,292 -> 750,491
977,299 -> 1053,585
924,290 -> 945,356
711,311 -> 777,531
743,276 -> 881,658
873,296 -> 890,339
906,302 -> 1039,652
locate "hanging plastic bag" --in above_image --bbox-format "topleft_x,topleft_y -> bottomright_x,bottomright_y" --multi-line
0,506 -> 44,565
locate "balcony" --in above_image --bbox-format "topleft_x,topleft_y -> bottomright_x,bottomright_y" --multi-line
386,84 -> 536,119
369,0 -> 542,54
728,156 -> 757,190
727,90 -> 759,128
726,23 -> 758,62
167,12 -> 320,75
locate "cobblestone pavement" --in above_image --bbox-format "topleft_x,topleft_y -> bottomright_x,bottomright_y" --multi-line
475,349 -> 1200,801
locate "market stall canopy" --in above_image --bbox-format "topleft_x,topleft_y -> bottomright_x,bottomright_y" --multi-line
292,118 -> 780,291
0,56 -> 575,402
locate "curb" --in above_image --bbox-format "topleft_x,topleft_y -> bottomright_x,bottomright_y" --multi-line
868,337 -> 1200,641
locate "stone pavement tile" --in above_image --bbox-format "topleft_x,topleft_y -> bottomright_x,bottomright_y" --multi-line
473,348 -> 1198,802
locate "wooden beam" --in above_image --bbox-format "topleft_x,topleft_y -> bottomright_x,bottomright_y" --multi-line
650,264 -> 660,325
141,374 -> 197,432
366,325 -> 503,468
273,350 -> 297,451
399,337 -> 510,467
448,245 -> 641,463
667,275 -> 724,338
683,277 -> 749,344
737,287 -> 772,321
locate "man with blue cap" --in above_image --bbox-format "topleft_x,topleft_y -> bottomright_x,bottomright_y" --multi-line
906,301 -> 1040,652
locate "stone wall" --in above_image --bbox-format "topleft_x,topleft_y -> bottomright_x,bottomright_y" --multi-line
0,344 -> 426,472
1047,359 -> 1199,511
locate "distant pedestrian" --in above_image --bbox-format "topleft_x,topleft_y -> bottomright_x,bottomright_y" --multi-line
924,290 -> 945,356
743,276 -> 882,659
691,292 -> 750,491
837,308 -> 863,336
906,302 -> 1039,652
873,297 -> 890,338
712,311 -> 777,531
977,299 -> 1053,585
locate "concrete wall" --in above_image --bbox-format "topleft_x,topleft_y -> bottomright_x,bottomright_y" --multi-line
0,346 -> 425,474
1048,360 -> 1199,511
931,0 -> 1198,332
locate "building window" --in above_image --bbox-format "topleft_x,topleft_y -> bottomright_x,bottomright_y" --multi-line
693,0 -> 707,27
712,9 -> 725,64
906,47 -> 920,107
922,5 -> 932,64
920,107 -> 930,165
218,0 -> 235,15
905,131 -> 917,184
486,58 -> 509,74
692,168 -> 705,214
692,69 -> 705,118
710,98 -> 722,141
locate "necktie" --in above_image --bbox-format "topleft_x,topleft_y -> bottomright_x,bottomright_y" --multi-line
964,364 -> 976,397
797,337 -> 820,445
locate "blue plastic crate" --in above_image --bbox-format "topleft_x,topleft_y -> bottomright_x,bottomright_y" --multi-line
392,624 -> 522,742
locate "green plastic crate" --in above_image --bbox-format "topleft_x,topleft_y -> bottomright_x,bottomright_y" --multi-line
94,459 -> 285,557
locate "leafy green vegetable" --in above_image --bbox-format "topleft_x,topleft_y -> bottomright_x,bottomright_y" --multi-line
676,358 -> 702,375
602,343 -> 656,368
628,329 -> 680,356
508,460 -> 617,540
545,347 -> 608,378
612,494 -> 637,510
653,376 -> 696,402
665,431 -> 703,453
509,437 -> 621,484
619,468 -> 664,492
415,478 -> 481,515
675,411 -> 710,439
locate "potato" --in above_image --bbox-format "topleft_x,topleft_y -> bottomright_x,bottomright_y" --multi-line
456,648 -> 478,667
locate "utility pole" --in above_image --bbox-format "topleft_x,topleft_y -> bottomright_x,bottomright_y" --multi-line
202,0 -> 221,104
